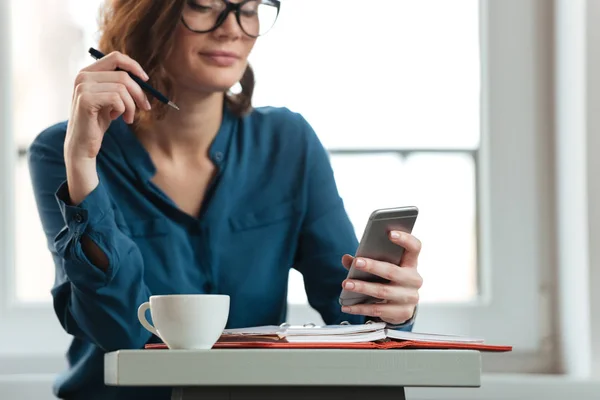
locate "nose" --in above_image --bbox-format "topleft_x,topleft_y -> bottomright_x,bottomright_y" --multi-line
214,9 -> 243,39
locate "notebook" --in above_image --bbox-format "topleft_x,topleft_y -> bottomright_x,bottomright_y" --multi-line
145,322 -> 512,352
219,322 -> 390,341
281,322 -> 387,336
275,323 -> 485,344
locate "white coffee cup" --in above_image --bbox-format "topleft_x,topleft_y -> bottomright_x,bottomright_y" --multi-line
137,294 -> 230,350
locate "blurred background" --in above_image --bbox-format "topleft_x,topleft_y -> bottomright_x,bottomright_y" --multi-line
2,0 -> 600,399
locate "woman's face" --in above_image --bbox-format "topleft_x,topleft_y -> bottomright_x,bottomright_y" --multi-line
165,0 -> 258,96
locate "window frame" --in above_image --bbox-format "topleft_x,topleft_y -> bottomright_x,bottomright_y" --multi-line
556,0 -> 600,378
0,0 -> 555,374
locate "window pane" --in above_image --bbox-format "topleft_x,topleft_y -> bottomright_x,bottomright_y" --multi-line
250,0 -> 480,150
288,152 -> 478,305
10,0 -> 105,302
10,0 -> 105,148
15,158 -> 54,302
330,152 -> 478,303
287,270 -> 308,304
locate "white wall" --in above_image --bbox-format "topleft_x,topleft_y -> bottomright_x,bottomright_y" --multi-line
584,0 -> 600,379
555,0 -> 591,378
555,0 -> 600,381
0,355 -> 65,399
0,375 -> 55,400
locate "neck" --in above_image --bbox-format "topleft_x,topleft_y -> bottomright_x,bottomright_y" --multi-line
138,90 -> 225,160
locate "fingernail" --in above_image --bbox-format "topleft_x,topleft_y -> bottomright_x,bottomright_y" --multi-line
344,281 -> 355,290
143,72 -> 149,80
342,306 -> 351,313
355,258 -> 366,268
390,231 -> 401,239
145,99 -> 152,110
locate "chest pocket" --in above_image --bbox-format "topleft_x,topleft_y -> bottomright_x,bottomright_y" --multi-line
222,199 -> 302,295
229,198 -> 302,232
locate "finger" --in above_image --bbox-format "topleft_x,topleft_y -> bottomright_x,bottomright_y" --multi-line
83,82 -> 142,120
351,257 -> 400,283
75,71 -> 151,111
341,303 -> 415,325
82,51 -> 149,81
342,279 -> 418,304
389,231 -> 422,267
78,91 -> 126,122
350,257 -> 423,288
341,254 -> 354,270
76,82 -> 137,124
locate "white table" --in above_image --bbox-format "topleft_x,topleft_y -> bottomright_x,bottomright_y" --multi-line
104,349 -> 481,400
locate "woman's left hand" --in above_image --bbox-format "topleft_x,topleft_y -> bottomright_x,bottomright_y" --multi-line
340,231 -> 423,325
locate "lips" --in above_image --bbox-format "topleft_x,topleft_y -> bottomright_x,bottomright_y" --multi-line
199,51 -> 240,67
201,50 -> 240,59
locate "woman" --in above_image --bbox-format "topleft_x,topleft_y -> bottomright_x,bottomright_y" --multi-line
28,1 -> 423,399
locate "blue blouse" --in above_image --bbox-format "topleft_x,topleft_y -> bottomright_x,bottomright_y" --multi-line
28,105 -> 414,400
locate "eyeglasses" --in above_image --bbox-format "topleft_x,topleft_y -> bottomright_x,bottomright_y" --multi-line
181,0 -> 281,38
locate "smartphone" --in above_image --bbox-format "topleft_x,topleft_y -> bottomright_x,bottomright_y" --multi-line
339,206 -> 419,307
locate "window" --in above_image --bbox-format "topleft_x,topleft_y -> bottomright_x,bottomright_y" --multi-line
0,0 -> 552,372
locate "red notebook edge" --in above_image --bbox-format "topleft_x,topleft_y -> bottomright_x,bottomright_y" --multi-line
144,340 -> 513,352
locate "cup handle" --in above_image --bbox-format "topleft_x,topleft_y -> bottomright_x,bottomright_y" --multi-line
137,302 -> 159,337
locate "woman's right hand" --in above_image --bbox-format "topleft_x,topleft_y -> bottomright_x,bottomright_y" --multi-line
64,51 -> 151,204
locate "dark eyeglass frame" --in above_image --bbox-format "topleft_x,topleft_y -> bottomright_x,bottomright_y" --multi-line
181,0 -> 281,38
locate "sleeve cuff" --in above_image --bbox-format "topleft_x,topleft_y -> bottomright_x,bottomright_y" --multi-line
53,180 -> 118,288
384,305 -> 419,330
55,180 -> 114,234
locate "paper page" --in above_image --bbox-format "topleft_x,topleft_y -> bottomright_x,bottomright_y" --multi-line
284,322 -> 386,336
285,330 -> 387,343
385,330 -> 485,343
222,325 -> 283,336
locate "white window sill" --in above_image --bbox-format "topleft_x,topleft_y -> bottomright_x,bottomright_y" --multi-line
408,373 -> 600,400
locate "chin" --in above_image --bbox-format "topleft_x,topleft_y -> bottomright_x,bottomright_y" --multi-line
173,65 -> 246,95
195,72 -> 244,92
204,80 -> 240,94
